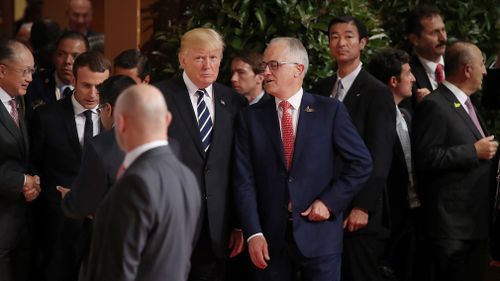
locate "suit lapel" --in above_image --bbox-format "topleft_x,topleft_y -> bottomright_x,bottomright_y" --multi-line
209,84 -> 232,159
170,79 -> 205,157
411,55 -> 433,90
61,97 -> 83,157
259,98 -> 285,169
343,69 -> 366,111
440,86 -> 483,139
290,92 -> 315,173
0,98 -> 25,156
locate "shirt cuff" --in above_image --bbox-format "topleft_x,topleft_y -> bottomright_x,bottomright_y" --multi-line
247,232 -> 264,243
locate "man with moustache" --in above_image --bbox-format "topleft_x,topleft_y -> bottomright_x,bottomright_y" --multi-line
413,41 -> 497,281
155,27 -> 247,281
24,31 -> 89,119
311,16 -> 396,281
234,37 -> 372,281
405,5 -> 447,106
0,39 -> 40,281
230,50 -> 269,105
30,51 -> 110,281
368,48 -> 419,281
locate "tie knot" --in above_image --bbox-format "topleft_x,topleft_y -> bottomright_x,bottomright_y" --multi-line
465,97 -> 473,108
83,110 -> 92,119
196,89 -> 207,99
279,100 -> 291,110
435,64 -> 444,84
9,99 -> 17,108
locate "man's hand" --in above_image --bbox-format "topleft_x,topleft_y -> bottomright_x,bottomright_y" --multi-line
23,175 -> 40,202
248,235 -> 270,269
228,229 -> 245,258
343,208 -> 369,232
415,88 -> 431,103
474,135 -> 498,160
300,199 -> 330,221
56,186 -> 70,199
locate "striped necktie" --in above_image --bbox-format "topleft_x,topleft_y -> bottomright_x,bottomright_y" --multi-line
196,89 -> 213,152
9,99 -> 19,127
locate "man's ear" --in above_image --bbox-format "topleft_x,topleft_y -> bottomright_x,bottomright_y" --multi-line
389,76 -> 399,89
142,75 -> 151,84
359,37 -> 368,50
408,33 -> 418,47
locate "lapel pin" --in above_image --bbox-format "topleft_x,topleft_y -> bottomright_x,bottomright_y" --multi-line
304,106 -> 315,112
453,102 -> 461,108
220,99 -> 226,105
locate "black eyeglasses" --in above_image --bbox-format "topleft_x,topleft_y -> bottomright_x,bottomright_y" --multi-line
259,61 -> 300,72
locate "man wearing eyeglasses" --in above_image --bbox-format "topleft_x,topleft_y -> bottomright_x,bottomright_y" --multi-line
155,27 -> 247,281
0,39 -> 40,281
234,37 -> 372,281
311,16 -> 396,281
29,50 -> 110,281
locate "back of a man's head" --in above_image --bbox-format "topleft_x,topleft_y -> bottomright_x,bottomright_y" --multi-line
114,84 -> 170,151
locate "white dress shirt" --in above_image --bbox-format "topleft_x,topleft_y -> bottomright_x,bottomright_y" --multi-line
0,87 -> 15,115
274,89 -> 303,136
417,55 -> 445,90
442,81 -> 469,114
183,72 -> 215,123
71,94 -> 99,146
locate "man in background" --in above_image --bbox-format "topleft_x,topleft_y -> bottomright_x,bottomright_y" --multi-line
113,49 -> 151,84
230,50 -> 268,105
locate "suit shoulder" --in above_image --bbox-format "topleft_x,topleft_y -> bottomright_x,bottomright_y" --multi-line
309,75 -> 335,96
214,82 -> 247,108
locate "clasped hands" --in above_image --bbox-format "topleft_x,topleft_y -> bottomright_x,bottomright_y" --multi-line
23,174 -> 40,202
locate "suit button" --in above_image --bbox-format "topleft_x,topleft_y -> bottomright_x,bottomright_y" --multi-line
288,177 -> 294,183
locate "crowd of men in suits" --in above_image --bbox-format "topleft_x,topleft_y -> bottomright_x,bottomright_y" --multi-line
2,3 -> 500,281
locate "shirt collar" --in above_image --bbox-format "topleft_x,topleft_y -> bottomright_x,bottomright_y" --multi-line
182,71 -> 214,99
250,91 -> 265,105
123,140 -> 168,169
338,62 -> 363,94
71,93 -> 98,115
0,87 -> 13,103
417,55 -> 444,75
442,80 -> 468,105
274,88 -> 303,111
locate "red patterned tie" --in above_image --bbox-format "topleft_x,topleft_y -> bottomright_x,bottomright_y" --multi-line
435,63 -> 444,84
116,164 -> 126,179
9,99 -> 19,127
279,101 -> 295,170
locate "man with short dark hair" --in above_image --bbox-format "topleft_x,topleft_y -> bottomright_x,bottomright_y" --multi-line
24,31 -> 88,119
413,41 -> 496,281
30,50 -> 110,281
368,48 -> 419,281
405,5 -> 447,105
311,15 -> 396,281
113,49 -> 151,84
230,50 -> 268,105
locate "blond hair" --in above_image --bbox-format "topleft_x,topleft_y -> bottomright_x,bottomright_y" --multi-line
179,28 -> 225,56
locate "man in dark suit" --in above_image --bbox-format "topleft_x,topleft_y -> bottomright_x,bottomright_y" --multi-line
404,5 -> 447,107
24,31 -> 89,120
113,49 -> 151,84
58,75 -> 136,219
0,39 -> 40,281
155,27 -> 247,281
234,37 -> 372,281
30,51 -> 110,281
413,41 -> 497,281
368,48 -> 419,281
310,16 -> 396,281
81,84 -> 201,281
230,50 -> 269,105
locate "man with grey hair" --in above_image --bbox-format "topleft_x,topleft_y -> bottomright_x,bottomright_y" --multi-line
81,84 -> 201,281
233,37 -> 372,281
155,27 -> 247,280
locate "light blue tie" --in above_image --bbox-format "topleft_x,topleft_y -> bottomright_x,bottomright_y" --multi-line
196,89 -> 213,152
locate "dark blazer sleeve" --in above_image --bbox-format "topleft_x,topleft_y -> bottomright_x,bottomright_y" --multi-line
481,68 -> 500,110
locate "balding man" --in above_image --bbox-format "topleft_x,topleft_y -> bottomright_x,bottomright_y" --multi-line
234,37 -> 372,281
81,84 -> 201,281
413,41 -> 497,281
66,0 -> 98,37
0,39 -> 39,281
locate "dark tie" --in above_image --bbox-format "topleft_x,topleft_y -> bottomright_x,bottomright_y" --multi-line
435,64 -> 444,84
279,100 -> 295,170
196,89 -> 213,152
9,99 -> 19,127
465,98 -> 485,137
83,110 -> 94,142
62,87 -> 73,99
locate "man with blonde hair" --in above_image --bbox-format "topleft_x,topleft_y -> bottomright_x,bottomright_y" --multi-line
156,27 -> 247,280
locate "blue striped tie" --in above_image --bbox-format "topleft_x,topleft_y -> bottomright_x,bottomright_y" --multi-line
196,89 -> 213,152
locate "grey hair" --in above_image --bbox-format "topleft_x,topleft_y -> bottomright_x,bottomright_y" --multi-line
268,37 -> 309,77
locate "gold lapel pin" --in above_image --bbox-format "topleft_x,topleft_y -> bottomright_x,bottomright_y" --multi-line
304,106 -> 315,112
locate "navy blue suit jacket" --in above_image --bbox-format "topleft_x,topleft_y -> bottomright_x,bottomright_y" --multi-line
233,91 -> 372,258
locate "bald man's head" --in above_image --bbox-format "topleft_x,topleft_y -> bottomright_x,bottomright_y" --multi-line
67,0 -> 93,35
114,84 -> 171,152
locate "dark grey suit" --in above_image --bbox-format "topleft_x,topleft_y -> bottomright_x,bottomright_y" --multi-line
413,84 -> 493,281
81,145 -> 201,281
0,95 -> 32,281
